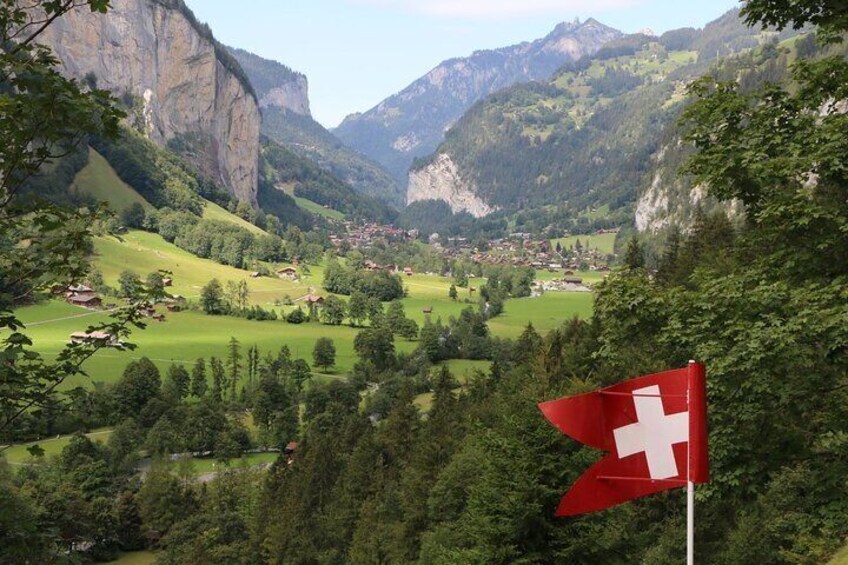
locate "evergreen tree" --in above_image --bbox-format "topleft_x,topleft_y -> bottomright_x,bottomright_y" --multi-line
448,284 -> 458,301
165,364 -> 190,401
226,337 -> 242,400
190,358 -> 207,398
210,357 -> 225,402
623,237 -> 645,270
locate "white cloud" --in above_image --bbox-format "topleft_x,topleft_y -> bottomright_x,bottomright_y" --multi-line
353,0 -> 641,19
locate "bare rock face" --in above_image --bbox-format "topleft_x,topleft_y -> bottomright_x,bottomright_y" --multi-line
407,154 -> 496,218
40,0 -> 260,205
258,75 -> 310,115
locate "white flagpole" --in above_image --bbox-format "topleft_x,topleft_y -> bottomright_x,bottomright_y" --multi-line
687,360 -> 696,565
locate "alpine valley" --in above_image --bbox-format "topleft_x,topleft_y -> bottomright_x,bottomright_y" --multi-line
2,1 -> 847,564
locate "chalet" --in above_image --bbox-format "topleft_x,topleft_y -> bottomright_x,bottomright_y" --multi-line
562,276 -> 583,284
162,278 -> 173,287
469,287 -> 476,294
297,293 -> 325,306
69,331 -> 118,346
68,284 -> 93,293
67,293 -> 101,308
152,314 -> 166,322
249,271 -> 261,278
277,267 -> 298,280
422,306 -> 433,315
403,267 -> 414,276
283,441 -> 299,455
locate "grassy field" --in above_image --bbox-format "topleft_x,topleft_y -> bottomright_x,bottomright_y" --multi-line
487,292 -> 594,339
201,200 -> 269,236
829,542 -> 848,565
551,232 -> 617,255
93,230 -> 316,302
278,181 -> 345,221
106,551 -> 157,565
72,148 -> 152,213
15,304 -> 393,388
16,235 -> 594,390
1,428 -> 113,464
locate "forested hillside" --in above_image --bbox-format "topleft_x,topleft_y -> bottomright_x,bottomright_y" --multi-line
410,10 -> 796,220
229,47 -> 404,207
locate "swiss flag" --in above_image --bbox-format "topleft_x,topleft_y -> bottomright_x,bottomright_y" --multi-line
539,362 -> 709,516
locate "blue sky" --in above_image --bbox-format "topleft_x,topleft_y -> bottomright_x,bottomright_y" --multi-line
185,0 -> 741,127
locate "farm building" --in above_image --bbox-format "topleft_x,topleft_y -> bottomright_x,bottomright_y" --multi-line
67,292 -> 101,308
69,331 -> 118,346
277,267 -> 298,280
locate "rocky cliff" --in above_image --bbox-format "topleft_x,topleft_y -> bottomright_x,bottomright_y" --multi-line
40,0 -> 261,205
231,48 -> 404,207
407,154 -> 495,218
334,18 -> 622,183
228,47 -> 310,116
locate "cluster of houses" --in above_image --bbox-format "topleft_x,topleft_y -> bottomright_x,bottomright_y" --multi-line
362,260 -> 414,276
329,222 -> 415,250
431,232 -> 613,272
535,274 -> 592,294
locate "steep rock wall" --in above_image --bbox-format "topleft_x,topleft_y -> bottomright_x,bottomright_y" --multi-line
40,0 -> 260,204
407,154 -> 496,218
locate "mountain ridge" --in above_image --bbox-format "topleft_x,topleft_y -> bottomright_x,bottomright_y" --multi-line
333,18 -> 623,183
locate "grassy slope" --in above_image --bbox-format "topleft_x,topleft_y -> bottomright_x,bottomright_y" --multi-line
278,181 -> 345,221
93,230 -> 313,302
1,428 -> 113,462
550,232 -> 617,255
18,230 -> 594,390
829,543 -> 848,565
72,147 -> 152,212
201,200 -> 269,236
106,551 -> 157,565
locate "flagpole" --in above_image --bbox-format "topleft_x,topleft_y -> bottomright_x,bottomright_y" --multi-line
687,360 -> 695,565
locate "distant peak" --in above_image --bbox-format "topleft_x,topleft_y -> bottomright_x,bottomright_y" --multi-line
549,17 -> 616,37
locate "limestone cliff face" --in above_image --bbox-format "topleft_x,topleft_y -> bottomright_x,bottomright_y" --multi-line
407,154 -> 496,218
40,0 -> 260,204
258,75 -> 310,115
227,47 -> 310,116
635,142 -> 741,233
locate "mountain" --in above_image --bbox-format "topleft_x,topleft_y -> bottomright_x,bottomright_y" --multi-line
228,48 -> 404,207
334,18 -> 623,184
39,0 -> 261,205
407,10 -> 796,224
227,47 -> 311,116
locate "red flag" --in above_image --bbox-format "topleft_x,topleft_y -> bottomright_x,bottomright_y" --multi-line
539,362 -> 708,516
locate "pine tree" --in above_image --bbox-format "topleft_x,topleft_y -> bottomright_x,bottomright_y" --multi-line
210,357 -> 225,403
226,337 -> 242,400
190,358 -> 207,398
165,364 -> 190,401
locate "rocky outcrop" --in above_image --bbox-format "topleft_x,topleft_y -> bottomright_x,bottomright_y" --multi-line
40,0 -> 260,204
228,47 -> 310,116
335,18 -> 622,183
635,142 -> 742,233
258,75 -> 310,115
407,154 -> 496,218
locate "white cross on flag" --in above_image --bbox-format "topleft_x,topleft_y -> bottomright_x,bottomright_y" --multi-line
539,363 -> 709,516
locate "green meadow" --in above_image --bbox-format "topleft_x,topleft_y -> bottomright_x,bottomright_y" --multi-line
92,230 -> 315,302
72,148 -> 152,213
550,232 -> 617,255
